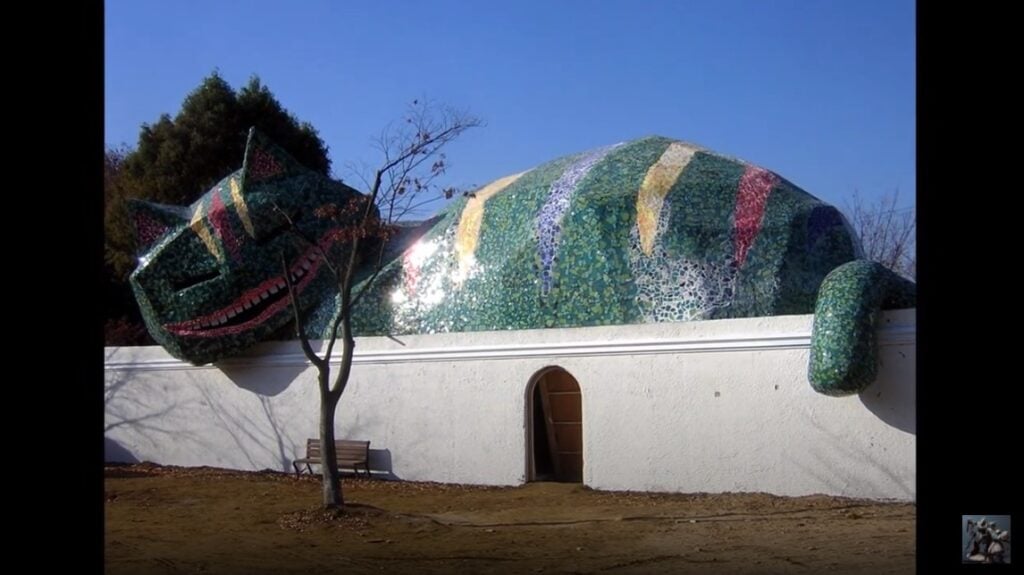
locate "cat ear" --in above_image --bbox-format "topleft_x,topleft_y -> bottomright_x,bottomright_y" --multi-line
127,199 -> 189,254
238,127 -> 309,190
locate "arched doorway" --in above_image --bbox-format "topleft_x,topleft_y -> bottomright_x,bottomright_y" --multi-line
526,367 -> 583,483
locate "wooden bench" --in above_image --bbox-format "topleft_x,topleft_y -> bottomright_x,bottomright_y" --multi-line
292,439 -> 371,478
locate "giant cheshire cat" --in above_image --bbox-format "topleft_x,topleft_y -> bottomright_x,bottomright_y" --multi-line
129,128 -> 916,396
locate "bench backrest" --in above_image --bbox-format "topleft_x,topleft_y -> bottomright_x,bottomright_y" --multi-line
304,439 -> 370,461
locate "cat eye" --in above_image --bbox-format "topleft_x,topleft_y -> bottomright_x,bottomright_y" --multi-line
256,220 -> 293,245
171,269 -> 221,292
255,206 -> 299,245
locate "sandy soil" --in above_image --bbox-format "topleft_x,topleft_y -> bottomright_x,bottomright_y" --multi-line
104,463 -> 914,574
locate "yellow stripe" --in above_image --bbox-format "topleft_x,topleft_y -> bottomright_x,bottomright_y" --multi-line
454,171 -> 528,280
190,202 -> 223,262
636,143 -> 698,256
230,176 -> 255,237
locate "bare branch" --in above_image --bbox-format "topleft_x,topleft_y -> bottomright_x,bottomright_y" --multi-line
365,99 -> 483,226
274,200 -> 340,277
282,254 -> 325,371
279,98 -> 481,510
843,190 -> 916,280
348,234 -> 394,312
322,278 -> 345,364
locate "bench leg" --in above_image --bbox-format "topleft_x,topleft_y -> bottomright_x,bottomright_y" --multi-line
293,462 -> 316,478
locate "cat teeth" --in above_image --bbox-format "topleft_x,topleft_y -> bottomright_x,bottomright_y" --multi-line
193,258 -> 319,330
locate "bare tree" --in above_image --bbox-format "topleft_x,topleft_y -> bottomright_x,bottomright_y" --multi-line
282,100 -> 481,510
844,190 -> 916,280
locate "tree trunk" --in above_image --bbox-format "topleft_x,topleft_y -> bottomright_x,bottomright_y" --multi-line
316,276 -> 358,510
319,370 -> 344,509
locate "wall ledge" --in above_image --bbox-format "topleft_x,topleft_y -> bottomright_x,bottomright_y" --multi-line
105,311 -> 916,371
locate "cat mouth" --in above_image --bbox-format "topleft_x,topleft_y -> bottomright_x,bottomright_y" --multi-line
163,238 -> 333,338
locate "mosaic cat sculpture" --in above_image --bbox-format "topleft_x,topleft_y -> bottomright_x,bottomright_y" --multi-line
130,128 -> 915,396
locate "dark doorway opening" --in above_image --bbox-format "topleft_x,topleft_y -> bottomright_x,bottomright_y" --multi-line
527,367 -> 582,483
532,385 -> 555,480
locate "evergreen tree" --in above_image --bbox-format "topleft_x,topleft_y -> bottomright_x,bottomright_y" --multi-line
104,72 -> 332,344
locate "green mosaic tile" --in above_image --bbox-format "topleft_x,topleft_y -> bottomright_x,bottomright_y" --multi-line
130,128 -> 368,365
131,130 -> 915,396
809,260 -> 916,395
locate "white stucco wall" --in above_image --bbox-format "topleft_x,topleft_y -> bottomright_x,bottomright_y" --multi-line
105,309 -> 915,500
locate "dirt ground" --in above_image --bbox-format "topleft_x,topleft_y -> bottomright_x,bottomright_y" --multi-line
104,463 -> 914,574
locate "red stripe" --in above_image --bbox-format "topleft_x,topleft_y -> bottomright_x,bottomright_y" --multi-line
733,166 -> 777,268
209,192 -> 242,261
135,212 -> 168,248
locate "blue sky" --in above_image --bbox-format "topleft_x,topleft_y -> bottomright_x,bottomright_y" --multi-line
105,0 -> 914,213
